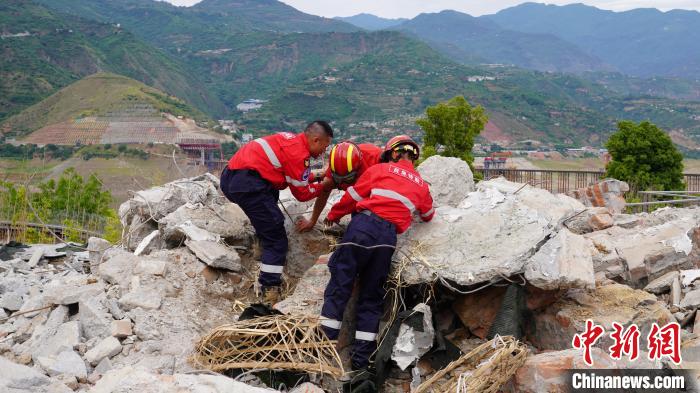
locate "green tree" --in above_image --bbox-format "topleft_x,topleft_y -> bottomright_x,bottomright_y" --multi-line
416,96 -> 488,166
605,121 -> 684,193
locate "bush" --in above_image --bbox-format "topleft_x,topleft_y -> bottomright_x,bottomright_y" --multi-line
416,96 -> 488,167
605,121 -> 684,193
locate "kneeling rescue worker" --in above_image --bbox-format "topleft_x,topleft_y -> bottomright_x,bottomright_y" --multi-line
295,141 -> 383,233
220,121 -> 333,304
319,135 -> 435,373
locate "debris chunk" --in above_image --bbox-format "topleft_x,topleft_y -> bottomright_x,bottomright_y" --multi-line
416,156 -> 474,207
85,336 -> 122,366
391,303 -> 435,370
185,240 -> 241,271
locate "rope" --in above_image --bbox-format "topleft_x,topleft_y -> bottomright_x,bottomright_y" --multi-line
0,305 -> 55,322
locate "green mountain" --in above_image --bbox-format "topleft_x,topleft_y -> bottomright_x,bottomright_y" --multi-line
391,10 -> 609,74
335,14 -> 408,31
3,72 -> 209,136
18,0 -> 700,150
487,3 -> 700,79
582,72 -> 700,102
0,0 -> 224,125
35,0 -> 358,52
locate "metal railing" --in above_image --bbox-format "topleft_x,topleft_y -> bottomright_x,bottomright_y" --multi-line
474,168 -> 700,193
627,191 -> 700,213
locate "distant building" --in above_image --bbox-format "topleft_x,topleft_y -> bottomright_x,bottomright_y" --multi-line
241,133 -> 253,143
236,99 -> 266,112
466,76 -> 496,82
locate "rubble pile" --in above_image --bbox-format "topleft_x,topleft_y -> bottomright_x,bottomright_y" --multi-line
0,157 -> 699,392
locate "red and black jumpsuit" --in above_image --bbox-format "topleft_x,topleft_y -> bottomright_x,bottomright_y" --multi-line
320,159 -> 434,369
220,132 -> 320,287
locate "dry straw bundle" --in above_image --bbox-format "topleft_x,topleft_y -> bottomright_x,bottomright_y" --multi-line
192,314 -> 345,378
415,335 -> 528,393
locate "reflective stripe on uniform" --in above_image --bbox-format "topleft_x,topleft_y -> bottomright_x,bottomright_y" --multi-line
420,207 -> 435,218
347,186 -> 363,202
285,176 -> 308,187
355,331 -> 377,341
254,138 -> 282,168
320,318 -> 342,330
371,188 -> 415,212
260,264 -> 284,274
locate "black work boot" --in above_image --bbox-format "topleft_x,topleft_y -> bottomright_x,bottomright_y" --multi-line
343,365 -> 377,393
260,286 -> 281,305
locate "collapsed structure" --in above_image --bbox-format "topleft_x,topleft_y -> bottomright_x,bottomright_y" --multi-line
0,158 -> 698,392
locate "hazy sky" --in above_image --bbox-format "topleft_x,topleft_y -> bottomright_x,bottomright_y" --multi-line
162,0 -> 700,18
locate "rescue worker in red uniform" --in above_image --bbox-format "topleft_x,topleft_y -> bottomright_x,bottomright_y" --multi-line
295,141 -> 383,233
319,135 -> 434,373
220,121 -> 333,303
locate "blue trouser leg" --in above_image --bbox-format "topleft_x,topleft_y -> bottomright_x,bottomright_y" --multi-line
220,168 -> 287,287
320,213 -> 396,369
353,227 -> 395,369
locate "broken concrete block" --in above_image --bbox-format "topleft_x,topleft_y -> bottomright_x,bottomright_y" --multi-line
30,321 -> 81,362
45,281 -> 105,306
94,357 -> 113,375
0,291 -> 25,311
681,288 -> 700,309
391,303 -> 435,371
88,237 -> 111,269
185,240 -> 241,271
134,260 -> 167,276
124,214 -> 159,252
416,156 -> 474,207
27,247 -> 45,268
275,261 -> 330,316
92,366 -> 276,393
111,319 -> 132,338
134,230 -> 160,256
118,289 -> 162,311
119,174 -> 220,224
160,202 -> 252,244
524,229 -> 595,290
0,355 -> 53,391
79,294 -> 112,340
672,276 -> 682,306
584,212 -> 700,285
531,284 -> 674,351
644,271 -> 679,294
168,221 -> 221,244
85,336 -> 122,366
613,214 -> 642,229
565,179 -> 629,214
98,251 -> 137,287
53,374 -> 79,391
512,347 -> 659,393
399,178 -> 585,287
682,269 -> 700,287
45,349 -> 88,379
565,207 -> 614,235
